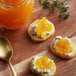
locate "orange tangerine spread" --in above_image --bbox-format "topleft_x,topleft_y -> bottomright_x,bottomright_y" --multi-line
56,38 -> 72,55
0,0 -> 34,30
35,17 -> 53,38
2,0 -> 24,5
35,56 -> 54,69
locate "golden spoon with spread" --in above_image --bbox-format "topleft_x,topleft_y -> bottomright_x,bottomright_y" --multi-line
0,36 -> 17,76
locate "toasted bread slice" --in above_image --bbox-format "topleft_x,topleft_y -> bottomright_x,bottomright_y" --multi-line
50,36 -> 76,59
30,56 -> 56,76
28,17 -> 55,42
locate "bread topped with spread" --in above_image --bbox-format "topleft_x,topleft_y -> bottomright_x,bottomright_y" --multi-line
50,36 -> 76,59
30,56 -> 56,76
28,17 -> 55,42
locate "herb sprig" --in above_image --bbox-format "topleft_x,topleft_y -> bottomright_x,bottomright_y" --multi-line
38,0 -> 43,4
38,0 -> 70,19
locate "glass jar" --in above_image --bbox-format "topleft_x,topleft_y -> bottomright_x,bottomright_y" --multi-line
0,0 -> 34,30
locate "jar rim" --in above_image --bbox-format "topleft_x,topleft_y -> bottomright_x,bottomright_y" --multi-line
0,0 -> 29,7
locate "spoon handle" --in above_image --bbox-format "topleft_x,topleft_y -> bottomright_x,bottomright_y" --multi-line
8,60 -> 17,76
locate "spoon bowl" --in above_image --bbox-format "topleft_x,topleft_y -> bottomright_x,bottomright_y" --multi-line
0,36 -> 17,76
0,36 -> 12,60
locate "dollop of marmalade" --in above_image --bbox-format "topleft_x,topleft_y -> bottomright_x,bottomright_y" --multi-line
56,38 -> 72,55
35,56 -> 54,69
35,17 -> 53,38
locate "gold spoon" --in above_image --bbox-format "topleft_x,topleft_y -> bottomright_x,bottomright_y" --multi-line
0,36 -> 17,76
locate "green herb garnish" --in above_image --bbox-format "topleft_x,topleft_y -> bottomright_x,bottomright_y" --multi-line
59,12 -> 69,19
37,0 -> 70,19
63,2 -> 68,5
57,3 -> 62,8
38,0 -> 42,4
43,2 -> 50,8
60,7 -> 67,13
53,0 -> 58,8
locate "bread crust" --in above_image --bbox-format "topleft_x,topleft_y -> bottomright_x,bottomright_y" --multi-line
30,58 -> 56,76
28,20 -> 55,42
50,38 -> 76,59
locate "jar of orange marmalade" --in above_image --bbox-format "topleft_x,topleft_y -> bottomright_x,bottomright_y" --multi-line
0,0 -> 34,30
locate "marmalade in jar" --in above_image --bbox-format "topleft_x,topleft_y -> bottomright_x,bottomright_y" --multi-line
0,0 -> 34,30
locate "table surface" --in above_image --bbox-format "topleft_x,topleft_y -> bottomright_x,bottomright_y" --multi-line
0,0 -> 76,76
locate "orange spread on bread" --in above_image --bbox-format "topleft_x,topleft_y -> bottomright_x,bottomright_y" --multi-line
35,17 -> 53,38
56,38 -> 72,54
35,56 -> 54,69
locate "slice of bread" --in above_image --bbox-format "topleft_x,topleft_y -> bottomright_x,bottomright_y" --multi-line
30,56 -> 56,76
28,17 -> 55,42
50,36 -> 76,59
